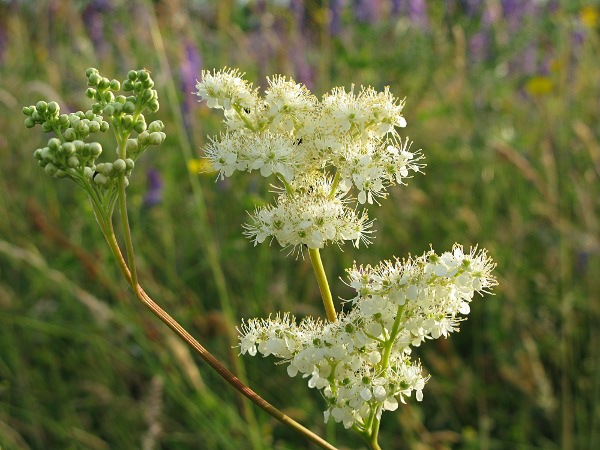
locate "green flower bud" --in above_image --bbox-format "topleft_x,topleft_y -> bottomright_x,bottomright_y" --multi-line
93,173 -> 108,186
148,120 -> 164,132
59,114 -> 69,126
84,110 -> 95,120
143,79 -> 155,89
109,79 -> 120,90
134,81 -> 142,91
86,88 -> 96,99
122,80 -> 134,92
103,104 -> 115,116
44,163 -> 58,177
148,132 -> 163,145
68,156 -> 79,168
91,103 -> 103,114
142,89 -> 154,102
24,117 -> 36,128
84,167 -> 94,179
86,67 -> 98,77
76,122 -> 90,136
123,177 -> 129,187
127,70 -> 137,81
88,142 -> 102,157
138,131 -> 149,145
147,100 -> 159,113
102,162 -> 114,175
62,142 -> 76,155
75,111 -> 85,119
88,121 -> 100,133
48,138 -> 61,151
64,128 -> 77,141
47,101 -> 60,115
103,91 -> 115,103
33,148 -> 42,160
41,122 -> 53,133
121,115 -> 133,128
113,158 -> 127,173
112,102 -> 123,114
125,139 -> 139,153
36,101 -> 48,113
88,73 -> 101,86
98,77 -> 110,90
115,95 -> 126,104
125,158 -> 134,170
73,140 -> 85,152
133,119 -> 147,133
137,70 -> 150,81
31,111 -> 42,122
122,101 -> 136,114
99,121 -> 110,132
22,106 -> 33,116
40,147 -> 53,161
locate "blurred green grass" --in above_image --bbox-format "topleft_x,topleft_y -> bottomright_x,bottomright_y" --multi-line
1,1 -> 599,449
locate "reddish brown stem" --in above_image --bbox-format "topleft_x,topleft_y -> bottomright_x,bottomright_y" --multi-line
104,229 -> 337,450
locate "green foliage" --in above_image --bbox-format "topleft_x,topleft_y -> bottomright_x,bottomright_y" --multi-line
1,1 -> 599,449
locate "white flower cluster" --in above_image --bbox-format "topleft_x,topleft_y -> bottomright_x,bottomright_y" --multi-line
243,174 -> 373,251
195,68 -> 424,251
238,245 -> 496,430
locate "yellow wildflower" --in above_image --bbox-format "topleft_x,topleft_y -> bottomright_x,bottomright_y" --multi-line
580,6 -> 599,28
525,76 -> 553,96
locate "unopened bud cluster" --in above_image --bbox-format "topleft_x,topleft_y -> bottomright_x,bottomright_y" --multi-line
196,68 -> 424,253
239,245 -> 497,429
24,68 -> 165,188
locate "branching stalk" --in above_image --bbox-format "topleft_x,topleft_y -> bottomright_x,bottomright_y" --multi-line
99,223 -> 337,450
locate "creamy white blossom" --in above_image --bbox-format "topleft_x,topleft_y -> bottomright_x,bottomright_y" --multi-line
238,245 -> 496,429
264,75 -> 318,134
195,68 -> 257,111
195,69 -> 424,250
243,174 -> 373,252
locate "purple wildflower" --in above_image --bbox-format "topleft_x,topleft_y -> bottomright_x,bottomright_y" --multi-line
407,0 -> 429,30
180,39 -> 203,129
330,0 -> 343,36
143,169 -> 164,208
82,0 -> 113,57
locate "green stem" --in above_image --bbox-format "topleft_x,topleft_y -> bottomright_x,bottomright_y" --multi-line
232,104 -> 258,131
329,172 -> 341,198
369,417 -> 382,450
117,174 -> 138,290
380,305 -> 404,368
364,305 -> 405,448
308,248 -> 337,322
278,175 -> 294,195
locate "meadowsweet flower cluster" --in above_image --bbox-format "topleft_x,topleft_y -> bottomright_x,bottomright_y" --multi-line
198,68 -> 496,443
195,68 -> 424,253
239,245 -> 496,429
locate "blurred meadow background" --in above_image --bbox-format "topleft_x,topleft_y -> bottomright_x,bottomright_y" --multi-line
1,0 -> 599,449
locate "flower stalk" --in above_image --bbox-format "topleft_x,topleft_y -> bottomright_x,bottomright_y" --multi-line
309,248 -> 337,322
